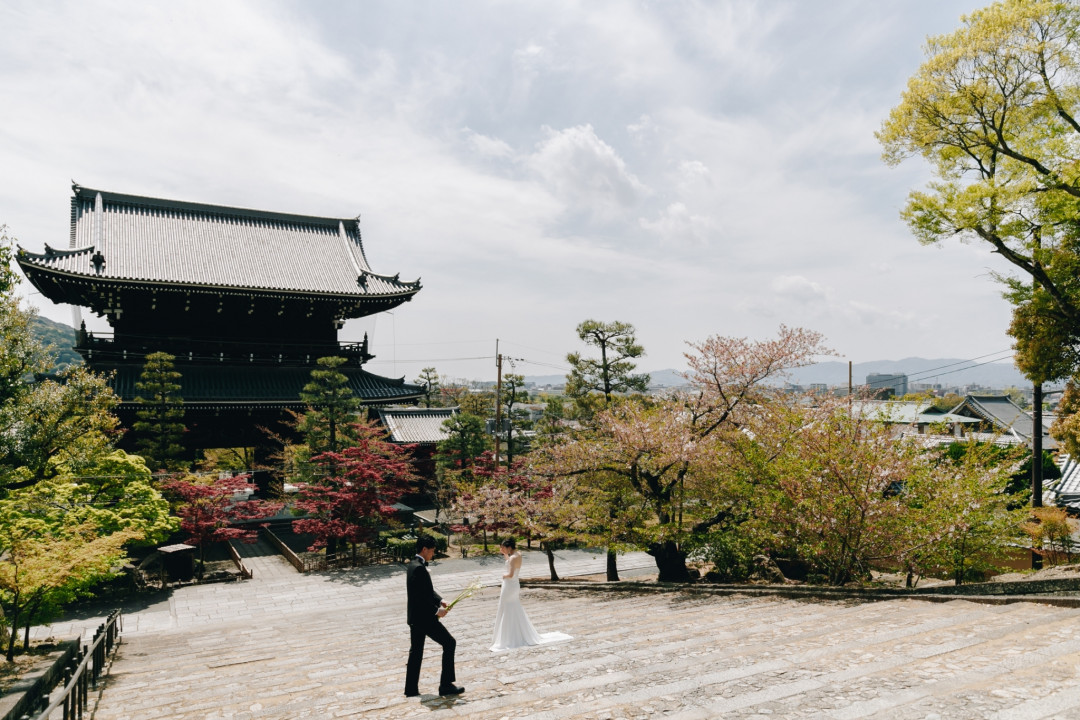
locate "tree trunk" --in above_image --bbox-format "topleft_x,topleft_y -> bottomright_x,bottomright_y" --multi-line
6,600 -> 18,661
648,540 -> 689,582
544,544 -> 560,581
606,548 -> 619,581
22,595 -> 41,653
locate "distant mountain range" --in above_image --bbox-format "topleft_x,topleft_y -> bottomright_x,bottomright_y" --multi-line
525,358 -> 1035,391
29,315 -> 82,371
25,316 -> 1033,392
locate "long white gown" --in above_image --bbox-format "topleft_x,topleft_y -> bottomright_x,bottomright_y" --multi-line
490,554 -> 573,652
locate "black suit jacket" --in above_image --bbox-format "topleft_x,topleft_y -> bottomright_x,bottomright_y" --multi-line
406,556 -> 442,627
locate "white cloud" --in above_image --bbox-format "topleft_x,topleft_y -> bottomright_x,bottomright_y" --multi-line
639,202 -> 717,247
0,0 -> 1012,380
526,124 -> 649,225
771,275 -> 829,303
462,129 -> 515,160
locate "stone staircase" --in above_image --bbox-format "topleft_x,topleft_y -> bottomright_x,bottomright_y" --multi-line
86,579 -> 1080,719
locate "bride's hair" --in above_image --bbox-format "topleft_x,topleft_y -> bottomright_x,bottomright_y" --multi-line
500,537 -> 516,550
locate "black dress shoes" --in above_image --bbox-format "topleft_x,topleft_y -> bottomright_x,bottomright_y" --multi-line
404,689 -> 420,697
438,684 -> 465,696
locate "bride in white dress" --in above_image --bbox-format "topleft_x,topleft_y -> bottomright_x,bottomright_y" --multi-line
490,538 -> 573,652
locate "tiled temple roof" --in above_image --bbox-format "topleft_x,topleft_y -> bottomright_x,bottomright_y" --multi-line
377,407 -> 458,443
17,184 -> 420,299
107,364 -> 424,408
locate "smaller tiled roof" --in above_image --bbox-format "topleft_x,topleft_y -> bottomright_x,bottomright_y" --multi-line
377,407 -> 458,444
900,431 -> 1026,448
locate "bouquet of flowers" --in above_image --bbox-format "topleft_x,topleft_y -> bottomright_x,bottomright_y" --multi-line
446,577 -> 484,609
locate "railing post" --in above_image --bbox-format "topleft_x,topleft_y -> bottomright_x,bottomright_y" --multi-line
78,647 -> 87,719
62,665 -> 72,720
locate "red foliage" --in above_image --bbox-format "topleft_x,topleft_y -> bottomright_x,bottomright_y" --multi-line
291,420 -> 419,551
161,474 -> 283,561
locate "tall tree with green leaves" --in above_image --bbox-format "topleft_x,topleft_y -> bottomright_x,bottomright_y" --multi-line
878,0 -> 1080,438
566,320 -> 650,408
564,319 -> 649,578
415,367 -> 441,408
298,356 -> 360,458
500,373 -> 530,466
294,356 -> 362,559
1,228 -> 120,494
133,351 -> 186,472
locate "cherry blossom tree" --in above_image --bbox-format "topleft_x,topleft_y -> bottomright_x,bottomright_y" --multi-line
540,326 -> 832,581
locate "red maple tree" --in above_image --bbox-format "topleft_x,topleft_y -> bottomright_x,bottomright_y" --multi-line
161,474 -> 283,578
291,419 -> 418,561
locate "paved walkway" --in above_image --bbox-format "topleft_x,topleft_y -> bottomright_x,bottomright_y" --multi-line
33,545 -> 1080,719
39,542 -> 656,640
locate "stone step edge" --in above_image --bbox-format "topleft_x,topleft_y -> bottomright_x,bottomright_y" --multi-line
521,579 -> 1080,608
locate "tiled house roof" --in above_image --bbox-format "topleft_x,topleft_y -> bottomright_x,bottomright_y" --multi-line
949,394 -> 1057,449
16,184 -> 420,299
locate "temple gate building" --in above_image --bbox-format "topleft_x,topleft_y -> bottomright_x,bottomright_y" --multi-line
16,183 -> 424,459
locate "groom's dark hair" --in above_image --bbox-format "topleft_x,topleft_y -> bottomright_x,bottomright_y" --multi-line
415,535 -> 438,553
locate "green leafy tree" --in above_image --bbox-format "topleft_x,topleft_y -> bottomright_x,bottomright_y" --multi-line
415,367 -> 441,408
0,450 -> 176,650
433,412 -> 490,522
902,440 -> 1029,585
878,0 -> 1080,440
458,390 -> 494,418
22,450 -> 177,546
535,396 -> 568,442
1,366 -> 119,494
500,373 -> 530,466
0,517 -> 136,659
297,356 -> 360,459
293,356 -> 363,559
566,320 -> 649,413
133,351 -> 186,471
0,226 -> 16,296
565,320 -> 650,577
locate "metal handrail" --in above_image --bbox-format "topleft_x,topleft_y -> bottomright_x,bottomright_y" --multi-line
33,609 -> 122,720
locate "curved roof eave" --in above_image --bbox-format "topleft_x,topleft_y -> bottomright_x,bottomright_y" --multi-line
16,256 -> 422,301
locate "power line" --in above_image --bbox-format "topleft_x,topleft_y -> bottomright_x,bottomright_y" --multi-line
901,349 -> 1015,383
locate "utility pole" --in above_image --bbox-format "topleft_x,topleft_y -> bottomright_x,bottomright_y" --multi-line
848,360 -> 853,411
494,340 -> 503,465
1031,225 -> 1045,570
1032,382 -> 1044,570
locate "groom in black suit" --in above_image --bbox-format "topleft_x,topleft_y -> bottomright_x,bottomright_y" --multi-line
405,535 -> 464,697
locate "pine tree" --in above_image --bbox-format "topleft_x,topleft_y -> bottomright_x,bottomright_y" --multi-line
415,367 -> 441,408
298,356 -> 360,456
132,351 -> 186,471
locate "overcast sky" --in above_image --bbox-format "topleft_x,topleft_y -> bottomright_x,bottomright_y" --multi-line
1,0 -> 1011,383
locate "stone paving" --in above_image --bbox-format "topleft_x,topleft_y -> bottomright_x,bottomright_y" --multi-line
34,542 -> 1080,719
